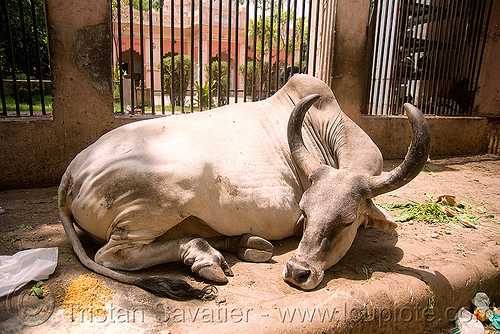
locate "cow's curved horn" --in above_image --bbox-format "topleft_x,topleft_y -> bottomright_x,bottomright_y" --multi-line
369,103 -> 430,197
288,94 -> 322,178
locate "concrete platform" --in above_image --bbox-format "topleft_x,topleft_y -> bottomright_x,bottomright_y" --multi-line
1,155 -> 499,333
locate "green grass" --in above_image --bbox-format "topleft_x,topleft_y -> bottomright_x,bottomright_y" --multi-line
379,193 -> 497,230
3,95 -> 53,113
114,101 -> 203,114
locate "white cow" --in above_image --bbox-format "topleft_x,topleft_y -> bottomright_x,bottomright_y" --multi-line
59,75 -> 429,299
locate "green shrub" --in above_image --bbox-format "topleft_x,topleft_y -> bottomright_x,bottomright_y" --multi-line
159,54 -> 192,106
205,60 -> 228,105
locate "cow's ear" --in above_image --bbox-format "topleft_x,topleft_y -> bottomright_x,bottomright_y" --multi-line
362,200 -> 398,230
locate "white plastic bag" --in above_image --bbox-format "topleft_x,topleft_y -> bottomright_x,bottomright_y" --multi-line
0,247 -> 58,297
455,307 -> 485,334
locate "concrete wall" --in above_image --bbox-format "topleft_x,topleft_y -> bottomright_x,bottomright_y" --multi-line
0,0 -> 499,189
0,0 -> 131,189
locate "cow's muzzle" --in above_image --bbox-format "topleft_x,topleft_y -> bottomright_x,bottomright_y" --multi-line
283,258 -> 324,290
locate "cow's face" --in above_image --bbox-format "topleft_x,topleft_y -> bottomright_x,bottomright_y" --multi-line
285,95 -> 429,290
282,166 -> 397,290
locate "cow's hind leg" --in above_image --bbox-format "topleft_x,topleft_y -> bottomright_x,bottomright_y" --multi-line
208,235 -> 274,263
95,233 -> 233,283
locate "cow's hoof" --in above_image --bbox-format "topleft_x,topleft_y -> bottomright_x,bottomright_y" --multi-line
237,235 -> 274,262
197,264 -> 229,283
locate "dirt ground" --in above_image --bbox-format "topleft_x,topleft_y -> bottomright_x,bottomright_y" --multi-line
0,154 -> 500,334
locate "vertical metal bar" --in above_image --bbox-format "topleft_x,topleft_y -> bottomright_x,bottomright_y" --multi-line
160,0 -> 165,114
417,0 -> 429,113
275,0 -> 282,91
420,0 -> 437,115
396,0 -> 410,115
217,0 -> 222,106
372,0 -> 389,115
190,0 -> 195,113
460,0 -> 476,115
243,0 -> 250,102
371,0 -> 390,115
180,0 -> 185,112
386,0 -> 403,115
304,0 -> 311,74
251,0 -> 258,101
0,66 -> 6,114
268,0 -> 275,95
0,0 -> 7,114
439,0 -> 455,115
117,0 -> 124,113
471,0 -> 493,115
463,0 -> 481,115
139,0 -> 145,114
149,0 -> 155,114
284,0 -> 291,84
227,0 -> 232,104
427,0 -> 444,115
431,0 -> 446,115
30,0 -> 45,115
170,0 -> 175,114
379,0 -> 396,115
372,0 -> 382,115
462,0 -> 479,112
2,0 -> 20,115
259,0 -> 266,100
18,0 -> 33,116
393,0 -> 406,115
130,0 -> 135,112
298,0 -> 306,74
199,0 -> 203,111
470,0 -> 487,89
368,0 -> 380,115
408,2 -> 420,110
443,0 -> 461,115
453,0 -> 470,110
234,0 -> 239,103
401,0 -> 417,115
411,0 -> 424,111
448,0 -> 467,115
291,0 -> 297,77
312,0 -> 320,77
208,0 -> 213,108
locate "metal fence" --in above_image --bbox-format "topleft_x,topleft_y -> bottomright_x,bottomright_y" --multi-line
367,0 -> 493,116
0,0 -> 51,117
112,0 -> 321,115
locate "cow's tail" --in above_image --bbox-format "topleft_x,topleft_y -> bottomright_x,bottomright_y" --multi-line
58,173 -> 216,301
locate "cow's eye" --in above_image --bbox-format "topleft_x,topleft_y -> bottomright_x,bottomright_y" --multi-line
343,221 -> 354,227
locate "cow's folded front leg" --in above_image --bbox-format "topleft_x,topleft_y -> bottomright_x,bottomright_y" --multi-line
95,233 -> 233,283
179,237 -> 233,283
208,234 -> 274,263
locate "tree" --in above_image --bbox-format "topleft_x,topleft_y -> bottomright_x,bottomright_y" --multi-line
0,0 -> 50,78
160,54 -> 192,106
248,2 -> 308,65
245,2 -> 308,97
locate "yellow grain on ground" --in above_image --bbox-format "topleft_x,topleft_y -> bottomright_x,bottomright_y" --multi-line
56,273 -> 115,319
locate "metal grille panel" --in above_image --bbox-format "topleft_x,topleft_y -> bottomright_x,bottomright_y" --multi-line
367,0 -> 493,116
112,0 -> 321,115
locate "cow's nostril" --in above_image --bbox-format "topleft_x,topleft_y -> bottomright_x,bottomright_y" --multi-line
294,268 -> 311,283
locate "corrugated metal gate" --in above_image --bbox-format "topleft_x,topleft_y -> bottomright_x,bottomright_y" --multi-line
367,0 -> 493,116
